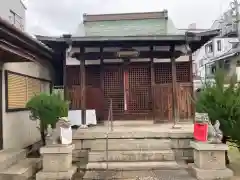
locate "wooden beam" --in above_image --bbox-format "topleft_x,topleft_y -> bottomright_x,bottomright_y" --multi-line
171,45 -> 178,124
80,47 -> 86,125
73,51 -> 183,60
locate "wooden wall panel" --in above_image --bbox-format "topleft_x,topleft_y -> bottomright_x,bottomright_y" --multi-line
152,84 -> 172,122
176,83 -> 193,120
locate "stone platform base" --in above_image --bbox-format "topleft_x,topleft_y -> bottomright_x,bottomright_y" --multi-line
189,164 -> 233,180
36,166 -> 77,180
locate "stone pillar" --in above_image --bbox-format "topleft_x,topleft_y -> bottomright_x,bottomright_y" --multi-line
36,144 -> 77,180
189,141 -> 233,180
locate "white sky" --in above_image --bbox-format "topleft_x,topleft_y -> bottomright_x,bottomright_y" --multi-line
25,0 -> 233,36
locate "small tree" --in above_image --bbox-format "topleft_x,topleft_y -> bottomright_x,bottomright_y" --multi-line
26,92 -> 69,145
195,69 -> 240,164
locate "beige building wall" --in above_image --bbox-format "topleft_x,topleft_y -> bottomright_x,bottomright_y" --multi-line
2,61 -> 52,149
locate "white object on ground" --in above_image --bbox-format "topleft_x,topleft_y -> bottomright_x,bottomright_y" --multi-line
68,109 -> 97,126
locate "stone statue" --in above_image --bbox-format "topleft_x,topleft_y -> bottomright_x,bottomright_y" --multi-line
47,117 -> 72,145
195,113 -> 223,143
208,120 -> 223,144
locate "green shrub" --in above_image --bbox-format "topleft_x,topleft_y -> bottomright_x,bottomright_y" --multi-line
26,92 -> 69,145
195,69 -> 240,149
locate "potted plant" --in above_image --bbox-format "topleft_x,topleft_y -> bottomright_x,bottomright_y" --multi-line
26,92 -> 69,146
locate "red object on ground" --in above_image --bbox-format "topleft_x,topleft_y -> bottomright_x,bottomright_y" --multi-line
194,123 -> 208,142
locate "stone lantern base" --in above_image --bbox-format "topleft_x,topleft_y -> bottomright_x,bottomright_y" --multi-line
36,144 -> 77,180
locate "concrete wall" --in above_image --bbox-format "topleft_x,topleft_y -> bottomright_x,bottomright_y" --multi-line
1,61 -> 52,149
0,0 -> 26,30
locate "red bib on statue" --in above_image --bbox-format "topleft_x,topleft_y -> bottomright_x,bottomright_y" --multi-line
194,123 -> 208,142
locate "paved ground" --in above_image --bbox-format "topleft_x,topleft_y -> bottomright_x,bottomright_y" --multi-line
229,144 -> 240,180
81,169 -> 196,180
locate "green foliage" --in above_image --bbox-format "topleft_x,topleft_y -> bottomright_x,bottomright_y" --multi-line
26,92 -> 69,129
195,69 -> 240,148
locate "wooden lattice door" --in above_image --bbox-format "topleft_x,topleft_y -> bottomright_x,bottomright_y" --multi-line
103,65 -> 124,119
153,63 -> 173,121
127,63 -> 151,113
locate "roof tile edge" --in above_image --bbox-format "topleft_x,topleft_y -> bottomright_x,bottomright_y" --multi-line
83,10 -> 168,22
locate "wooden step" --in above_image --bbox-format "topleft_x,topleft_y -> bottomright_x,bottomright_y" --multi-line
89,150 -> 174,162
0,158 -> 41,180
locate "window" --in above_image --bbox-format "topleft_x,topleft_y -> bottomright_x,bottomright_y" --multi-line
6,71 -> 51,111
205,43 -> 213,53
9,10 -> 23,30
211,65 -> 216,74
224,60 -> 230,71
217,40 -> 222,51
199,59 -> 204,67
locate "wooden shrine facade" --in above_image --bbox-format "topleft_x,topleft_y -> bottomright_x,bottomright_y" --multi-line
66,39 -> 196,123
36,32 -> 220,124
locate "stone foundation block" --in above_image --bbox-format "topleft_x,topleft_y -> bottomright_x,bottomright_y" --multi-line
191,141 -> 227,170
190,141 -> 233,180
189,164 -> 233,180
40,144 -> 75,172
36,166 -> 77,180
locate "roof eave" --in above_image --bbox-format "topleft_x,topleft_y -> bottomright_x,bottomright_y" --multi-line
0,17 -> 53,58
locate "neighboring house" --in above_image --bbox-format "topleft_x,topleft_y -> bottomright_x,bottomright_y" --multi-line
211,4 -> 239,37
0,0 -> 26,30
38,11 -> 219,124
0,17 -> 58,150
194,36 -> 240,90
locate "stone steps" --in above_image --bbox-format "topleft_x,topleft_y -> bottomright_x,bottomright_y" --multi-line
83,169 -> 195,180
0,149 -> 27,170
0,158 -> 41,180
85,161 -> 181,171
88,150 -> 175,162
103,120 -> 154,126
88,139 -> 171,151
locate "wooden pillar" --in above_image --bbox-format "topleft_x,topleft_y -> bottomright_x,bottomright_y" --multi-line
170,45 -> 178,124
80,47 -> 86,125
63,48 -> 67,100
150,46 -> 156,121
189,49 -> 195,120
100,47 -> 104,91
123,58 -> 129,113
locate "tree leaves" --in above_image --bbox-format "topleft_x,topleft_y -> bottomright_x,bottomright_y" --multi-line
195,69 -> 240,148
26,92 -> 69,129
